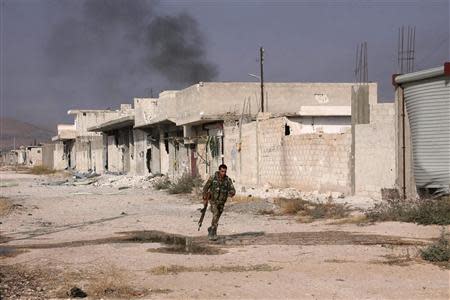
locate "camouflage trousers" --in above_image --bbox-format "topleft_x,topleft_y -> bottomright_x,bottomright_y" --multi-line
210,201 -> 225,229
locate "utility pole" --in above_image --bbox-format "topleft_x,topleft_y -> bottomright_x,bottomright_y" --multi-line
259,46 -> 264,112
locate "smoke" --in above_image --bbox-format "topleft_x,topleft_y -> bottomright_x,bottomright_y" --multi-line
147,13 -> 218,84
45,0 -> 217,98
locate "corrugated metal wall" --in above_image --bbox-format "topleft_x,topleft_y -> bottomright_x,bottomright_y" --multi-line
403,76 -> 450,189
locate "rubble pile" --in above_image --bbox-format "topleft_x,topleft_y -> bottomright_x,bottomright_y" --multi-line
41,170 -> 167,190
235,183 -> 345,203
94,173 -> 165,189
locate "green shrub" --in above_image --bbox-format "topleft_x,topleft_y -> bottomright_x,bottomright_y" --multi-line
366,196 -> 450,225
152,177 -> 171,190
167,173 -> 203,194
421,230 -> 450,263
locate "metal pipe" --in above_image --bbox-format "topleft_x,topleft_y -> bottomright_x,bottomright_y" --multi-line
401,87 -> 406,200
260,46 -> 264,112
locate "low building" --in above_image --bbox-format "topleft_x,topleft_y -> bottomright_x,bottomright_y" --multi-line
25,146 -> 43,166
52,124 -> 77,170
88,105 -> 135,174
132,82 -> 382,189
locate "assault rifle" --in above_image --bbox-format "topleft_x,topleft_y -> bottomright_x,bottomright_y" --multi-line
198,192 -> 210,231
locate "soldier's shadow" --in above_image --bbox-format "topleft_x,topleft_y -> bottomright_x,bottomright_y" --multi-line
215,231 -> 265,244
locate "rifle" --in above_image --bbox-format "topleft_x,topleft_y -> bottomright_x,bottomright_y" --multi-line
198,192 -> 210,231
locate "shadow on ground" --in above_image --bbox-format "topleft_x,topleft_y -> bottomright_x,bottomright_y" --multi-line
1,230 -> 430,257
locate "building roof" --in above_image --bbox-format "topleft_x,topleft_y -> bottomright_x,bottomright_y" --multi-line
134,117 -> 177,129
395,62 -> 449,84
88,115 -> 135,132
52,129 -> 77,142
68,109 -> 114,115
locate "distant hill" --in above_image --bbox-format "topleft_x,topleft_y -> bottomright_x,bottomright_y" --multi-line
0,118 -> 55,151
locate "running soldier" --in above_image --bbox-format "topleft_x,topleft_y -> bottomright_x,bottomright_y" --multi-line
202,164 -> 235,241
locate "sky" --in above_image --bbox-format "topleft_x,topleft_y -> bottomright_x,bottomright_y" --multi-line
1,0 -> 449,130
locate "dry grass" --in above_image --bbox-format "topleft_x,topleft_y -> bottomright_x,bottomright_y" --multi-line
0,197 -> 13,216
87,265 -> 141,298
229,195 -> 262,204
167,173 -> 203,194
366,195 -> 450,225
370,254 -> 415,267
149,264 -> 281,275
257,208 -> 276,215
273,197 -> 352,221
28,166 -> 56,175
327,215 -> 370,225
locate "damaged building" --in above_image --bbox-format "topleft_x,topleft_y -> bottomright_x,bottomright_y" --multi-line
87,104 -> 135,174
50,107 -> 131,172
130,81 -> 394,198
46,80 -> 400,199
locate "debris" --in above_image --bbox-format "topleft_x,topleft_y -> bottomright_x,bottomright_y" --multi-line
118,186 -> 131,190
69,286 -> 88,298
0,182 -> 19,188
41,179 -> 68,186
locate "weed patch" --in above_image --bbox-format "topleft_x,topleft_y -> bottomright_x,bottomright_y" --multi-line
149,264 -> 281,275
0,197 -> 13,216
274,197 -> 352,221
87,264 -> 147,298
152,177 -> 171,190
420,230 -> 450,267
366,195 -> 450,225
167,173 -> 203,194
28,166 -> 56,175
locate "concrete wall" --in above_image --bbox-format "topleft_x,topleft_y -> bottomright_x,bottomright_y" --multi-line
395,87 -> 416,198
74,136 -> 104,172
53,142 -> 67,170
26,147 -> 43,166
286,116 -> 351,134
225,116 -> 352,193
354,103 -> 396,198
104,127 -> 134,173
73,111 -> 120,137
42,144 -> 55,169
134,98 -> 160,128
176,82 -> 377,125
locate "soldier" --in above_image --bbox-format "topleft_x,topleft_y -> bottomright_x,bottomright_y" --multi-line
202,164 -> 235,241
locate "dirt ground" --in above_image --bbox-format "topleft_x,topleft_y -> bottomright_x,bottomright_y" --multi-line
0,170 -> 449,299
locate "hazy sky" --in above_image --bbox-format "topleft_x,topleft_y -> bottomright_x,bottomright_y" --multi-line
1,0 -> 449,130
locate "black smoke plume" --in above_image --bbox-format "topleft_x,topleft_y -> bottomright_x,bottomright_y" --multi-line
46,0 -> 217,97
147,13 -> 218,84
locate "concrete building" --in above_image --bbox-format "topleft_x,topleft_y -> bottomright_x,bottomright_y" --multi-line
88,105 -> 135,174
51,124 -> 77,170
393,62 -> 450,198
54,107 -> 133,173
25,146 -> 43,166
49,80 -> 397,199
6,147 -> 26,165
132,82 -> 387,191
134,91 -> 187,178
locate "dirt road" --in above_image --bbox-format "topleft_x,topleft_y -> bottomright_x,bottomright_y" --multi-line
0,171 -> 448,299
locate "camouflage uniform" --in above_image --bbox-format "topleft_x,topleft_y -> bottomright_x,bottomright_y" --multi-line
202,171 -> 235,239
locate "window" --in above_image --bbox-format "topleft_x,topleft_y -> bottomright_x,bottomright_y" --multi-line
285,124 -> 291,136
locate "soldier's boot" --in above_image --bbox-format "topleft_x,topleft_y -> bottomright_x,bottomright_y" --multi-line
209,226 -> 218,241
207,226 -> 213,240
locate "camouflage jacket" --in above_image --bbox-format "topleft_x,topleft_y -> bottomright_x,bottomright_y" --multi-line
203,171 -> 235,203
